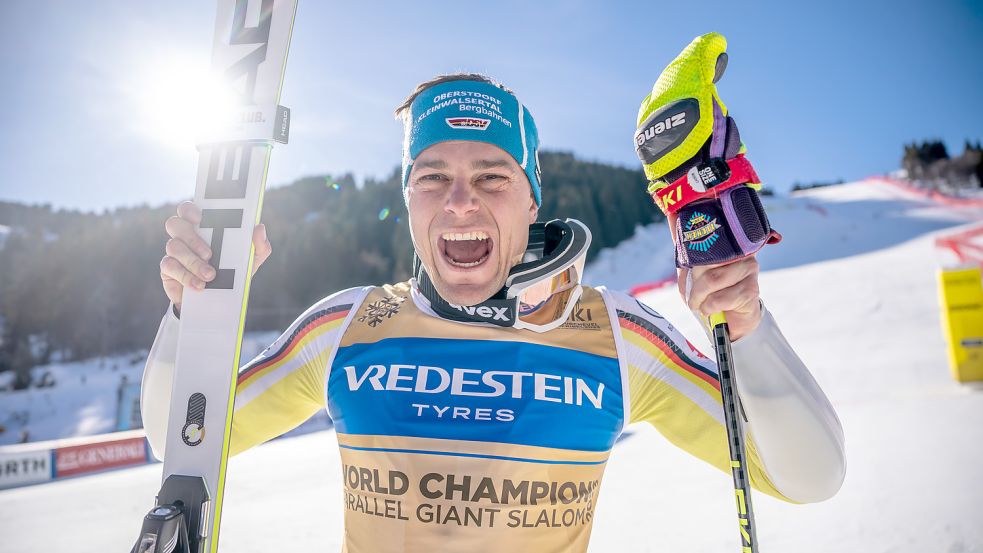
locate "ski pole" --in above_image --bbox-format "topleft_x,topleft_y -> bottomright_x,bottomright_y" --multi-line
631,30 -> 778,550
709,311 -> 758,553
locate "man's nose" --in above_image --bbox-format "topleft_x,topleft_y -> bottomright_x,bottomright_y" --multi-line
444,176 -> 479,216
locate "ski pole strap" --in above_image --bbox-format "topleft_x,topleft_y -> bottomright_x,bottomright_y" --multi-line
652,154 -> 760,215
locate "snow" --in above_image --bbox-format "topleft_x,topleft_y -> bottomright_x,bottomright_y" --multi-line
2,179 -> 983,552
0,331 -> 279,446
584,179 -> 980,290
584,222 -> 678,292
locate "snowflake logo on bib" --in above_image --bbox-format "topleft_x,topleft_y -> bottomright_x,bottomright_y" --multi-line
358,295 -> 406,327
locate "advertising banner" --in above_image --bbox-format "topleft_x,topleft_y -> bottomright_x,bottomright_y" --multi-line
0,450 -> 53,489
54,436 -> 148,478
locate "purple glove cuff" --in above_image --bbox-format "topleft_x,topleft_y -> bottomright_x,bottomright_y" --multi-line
671,184 -> 780,268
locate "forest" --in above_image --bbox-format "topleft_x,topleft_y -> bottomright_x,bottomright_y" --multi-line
0,151 -> 660,388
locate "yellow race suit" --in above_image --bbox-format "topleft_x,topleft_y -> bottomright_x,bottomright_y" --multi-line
142,280 -> 845,553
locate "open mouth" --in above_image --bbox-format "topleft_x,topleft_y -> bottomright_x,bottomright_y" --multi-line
439,230 -> 493,269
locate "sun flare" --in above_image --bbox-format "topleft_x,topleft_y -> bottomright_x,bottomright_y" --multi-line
128,54 -> 241,151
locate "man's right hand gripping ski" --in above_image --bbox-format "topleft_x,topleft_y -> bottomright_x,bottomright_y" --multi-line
160,201 -> 272,316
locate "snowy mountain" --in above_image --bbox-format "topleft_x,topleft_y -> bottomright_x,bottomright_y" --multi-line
1,178 -> 982,552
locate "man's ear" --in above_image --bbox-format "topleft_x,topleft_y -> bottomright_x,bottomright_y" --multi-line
528,194 -> 538,224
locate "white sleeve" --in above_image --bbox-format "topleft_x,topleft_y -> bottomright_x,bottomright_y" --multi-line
730,303 -> 847,503
140,303 -> 182,460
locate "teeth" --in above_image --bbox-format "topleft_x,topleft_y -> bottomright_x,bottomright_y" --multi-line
448,254 -> 489,268
442,231 -> 489,241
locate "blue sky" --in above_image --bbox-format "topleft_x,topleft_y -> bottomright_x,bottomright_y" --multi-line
1,0 -> 981,212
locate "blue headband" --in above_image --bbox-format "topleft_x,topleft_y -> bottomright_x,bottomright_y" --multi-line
401,80 -> 541,206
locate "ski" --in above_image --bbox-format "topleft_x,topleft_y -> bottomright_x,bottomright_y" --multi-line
132,1 -> 298,552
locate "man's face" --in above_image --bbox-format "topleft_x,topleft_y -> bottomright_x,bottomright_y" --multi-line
406,140 -> 538,306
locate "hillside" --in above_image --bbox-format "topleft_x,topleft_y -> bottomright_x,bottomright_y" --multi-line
0,151 -> 659,391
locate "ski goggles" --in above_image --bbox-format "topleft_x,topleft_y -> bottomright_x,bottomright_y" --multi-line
651,155 -> 781,267
416,219 -> 590,333
401,79 -> 542,206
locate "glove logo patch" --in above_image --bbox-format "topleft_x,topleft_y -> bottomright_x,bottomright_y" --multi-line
687,158 -> 732,193
681,212 -> 721,252
634,98 -> 700,165
636,112 -> 686,144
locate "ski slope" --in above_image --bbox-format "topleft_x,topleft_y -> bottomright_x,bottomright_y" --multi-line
2,179 -> 982,552
0,333 -> 279,446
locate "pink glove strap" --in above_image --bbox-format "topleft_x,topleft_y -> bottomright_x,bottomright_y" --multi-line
654,154 -> 760,215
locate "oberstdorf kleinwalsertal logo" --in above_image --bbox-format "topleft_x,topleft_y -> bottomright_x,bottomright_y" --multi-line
681,211 -> 721,252
445,117 -> 490,130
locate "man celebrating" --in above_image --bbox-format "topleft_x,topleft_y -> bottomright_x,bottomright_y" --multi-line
144,40 -> 844,553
